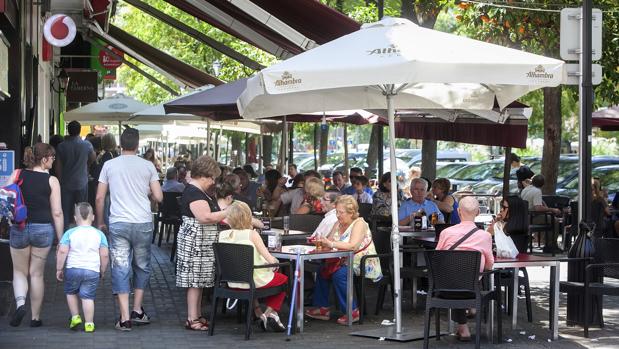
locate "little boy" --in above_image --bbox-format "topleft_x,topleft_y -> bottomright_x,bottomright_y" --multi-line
352,176 -> 373,204
56,202 -> 109,333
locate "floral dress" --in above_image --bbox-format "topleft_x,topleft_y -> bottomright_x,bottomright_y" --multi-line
333,218 -> 382,281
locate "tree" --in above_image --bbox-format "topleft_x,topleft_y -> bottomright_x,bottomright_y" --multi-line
455,0 -> 619,194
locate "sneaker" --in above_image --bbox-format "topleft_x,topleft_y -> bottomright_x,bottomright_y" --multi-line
84,322 -> 95,333
304,307 -> 330,321
115,318 -> 132,331
336,309 -> 360,325
9,305 -> 26,327
69,315 -> 82,330
130,307 -> 150,325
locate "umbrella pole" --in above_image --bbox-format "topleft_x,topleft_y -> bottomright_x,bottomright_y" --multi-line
386,92 -> 403,335
344,124 -> 349,186
206,120 -> 211,157
283,116 -> 288,175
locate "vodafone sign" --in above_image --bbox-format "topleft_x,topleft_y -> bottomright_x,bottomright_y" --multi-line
99,46 -> 124,69
43,14 -> 77,47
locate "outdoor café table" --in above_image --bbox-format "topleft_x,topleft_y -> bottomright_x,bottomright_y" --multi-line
489,254 -> 562,341
261,228 -> 312,245
270,244 -> 355,332
404,234 -> 562,341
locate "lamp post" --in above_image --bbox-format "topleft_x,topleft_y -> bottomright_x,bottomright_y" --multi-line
50,68 -> 70,93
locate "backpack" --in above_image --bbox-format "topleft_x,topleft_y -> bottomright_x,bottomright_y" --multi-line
0,169 -> 27,229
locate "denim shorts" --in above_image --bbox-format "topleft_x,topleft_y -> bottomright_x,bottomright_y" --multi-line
109,222 -> 153,294
64,268 -> 100,300
9,223 -> 55,249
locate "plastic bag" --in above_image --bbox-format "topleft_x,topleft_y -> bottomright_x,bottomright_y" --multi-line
494,223 -> 519,258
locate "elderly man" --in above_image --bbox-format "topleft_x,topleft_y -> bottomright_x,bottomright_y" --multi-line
232,167 -> 260,210
398,178 -> 443,226
435,196 -> 494,341
312,190 -> 341,238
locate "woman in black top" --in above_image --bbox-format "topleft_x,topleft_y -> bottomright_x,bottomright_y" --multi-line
7,143 -> 63,327
175,155 -> 227,331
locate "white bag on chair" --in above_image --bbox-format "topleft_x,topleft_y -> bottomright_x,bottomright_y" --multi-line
494,223 -> 520,258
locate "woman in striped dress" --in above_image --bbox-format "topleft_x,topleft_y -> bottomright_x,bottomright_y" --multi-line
176,156 -> 227,331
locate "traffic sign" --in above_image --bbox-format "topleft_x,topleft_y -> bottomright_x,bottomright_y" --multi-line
564,63 -> 603,85
560,8 -> 602,61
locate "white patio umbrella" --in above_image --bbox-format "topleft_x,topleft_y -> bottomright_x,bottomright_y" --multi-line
64,93 -> 151,124
238,17 -> 565,340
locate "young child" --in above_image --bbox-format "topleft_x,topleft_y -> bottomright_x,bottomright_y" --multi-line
56,202 -> 109,333
352,176 -> 373,204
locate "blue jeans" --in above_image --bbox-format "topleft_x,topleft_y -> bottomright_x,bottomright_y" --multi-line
61,185 -> 88,226
64,268 -> 100,300
109,222 -> 153,294
9,223 -> 55,249
313,266 -> 356,313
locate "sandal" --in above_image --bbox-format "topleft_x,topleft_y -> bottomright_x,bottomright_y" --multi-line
196,316 -> 208,325
185,319 -> 208,331
304,307 -> 330,321
266,312 -> 286,332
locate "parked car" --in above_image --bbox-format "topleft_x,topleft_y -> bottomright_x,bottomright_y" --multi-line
557,164 -> 619,202
406,150 -> 472,168
449,160 -> 506,191
436,161 -> 479,179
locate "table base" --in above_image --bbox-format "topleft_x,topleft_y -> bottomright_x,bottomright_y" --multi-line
350,326 -> 445,342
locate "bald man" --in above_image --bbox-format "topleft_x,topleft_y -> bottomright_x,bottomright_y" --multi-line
435,196 -> 494,341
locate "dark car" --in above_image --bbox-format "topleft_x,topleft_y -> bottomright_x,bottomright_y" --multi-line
557,164 -> 619,202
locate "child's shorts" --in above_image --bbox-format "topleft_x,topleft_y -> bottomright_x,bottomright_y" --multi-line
64,268 -> 100,300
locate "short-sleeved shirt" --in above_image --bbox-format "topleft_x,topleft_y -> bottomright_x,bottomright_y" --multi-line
281,188 -> 305,214
99,155 -> 159,224
343,185 -> 373,196
60,226 -> 108,273
520,185 -> 543,210
57,136 -> 94,190
398,198 -> 444,223
180,184 -> 220,218
162,179 -> 185,193
436,221 -> 494,273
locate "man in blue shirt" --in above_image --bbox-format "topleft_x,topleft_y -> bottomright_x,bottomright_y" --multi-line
342,167 -> 373,196
398,178 -> 443,226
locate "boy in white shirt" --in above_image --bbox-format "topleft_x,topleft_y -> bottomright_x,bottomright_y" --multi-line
56,202 -> 109,332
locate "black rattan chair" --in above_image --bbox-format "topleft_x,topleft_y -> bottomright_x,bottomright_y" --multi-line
423,250 -> 502,349
560,238 -> 619,337
289,214 -> 324,232
358,203 -> 372,223
157,192 -> 182,260
209,243 -> 291,340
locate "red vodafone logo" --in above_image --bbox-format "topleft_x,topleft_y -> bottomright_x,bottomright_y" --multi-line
99,46 -> 124,69
43,14 -> 77,47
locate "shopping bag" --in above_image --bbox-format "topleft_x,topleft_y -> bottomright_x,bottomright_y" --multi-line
494,224 -> 520,258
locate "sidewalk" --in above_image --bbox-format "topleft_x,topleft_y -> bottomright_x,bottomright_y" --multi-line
1,244 -> 617,348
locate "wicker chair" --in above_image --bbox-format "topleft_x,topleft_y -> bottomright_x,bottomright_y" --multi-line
209,243 -> 291,340
423,250 -> 502,349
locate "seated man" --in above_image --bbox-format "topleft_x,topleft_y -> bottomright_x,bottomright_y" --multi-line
342,167 -> 372,196
398,178 -> 443,226
162,167 -> 185,193
435,196 -> 494,342
351,176 -> 372,204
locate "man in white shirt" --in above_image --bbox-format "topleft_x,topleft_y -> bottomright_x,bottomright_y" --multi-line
312,190 -> 341,238
95,128 -> 163,331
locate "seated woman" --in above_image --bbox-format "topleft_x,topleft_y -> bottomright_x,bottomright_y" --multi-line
488,195 -> 529,252
257,169 -> 287,216
218,201 -> 288,332
431,178 -> 460,224
305,195 -> 382,324
371,172 -> 403,216
591,178 -> 611,238
296,177 -> 325,214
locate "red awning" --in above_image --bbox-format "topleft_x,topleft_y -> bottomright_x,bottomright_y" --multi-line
395,117 -> 528,148
104,25 -> 222,88
592,106 -> 619,131
162,0 -> 359,57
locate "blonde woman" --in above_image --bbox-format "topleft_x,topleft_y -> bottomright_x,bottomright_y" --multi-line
296,177 -> 325,214
305,195 -> 382,325
218,201 -> 288,332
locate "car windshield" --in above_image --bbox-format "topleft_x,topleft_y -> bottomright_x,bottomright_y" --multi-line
564,168 -> 619,193
529,160 -> 578,184
436,163 -> 469,178
451,162 -> 504,181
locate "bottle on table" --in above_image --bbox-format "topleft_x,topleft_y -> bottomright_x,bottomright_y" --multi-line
420,209 -> 428,230
430,212 -> 438,226
413,210 -> 422,230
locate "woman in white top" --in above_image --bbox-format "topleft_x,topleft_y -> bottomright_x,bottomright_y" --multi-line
218,201 -> 288,332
